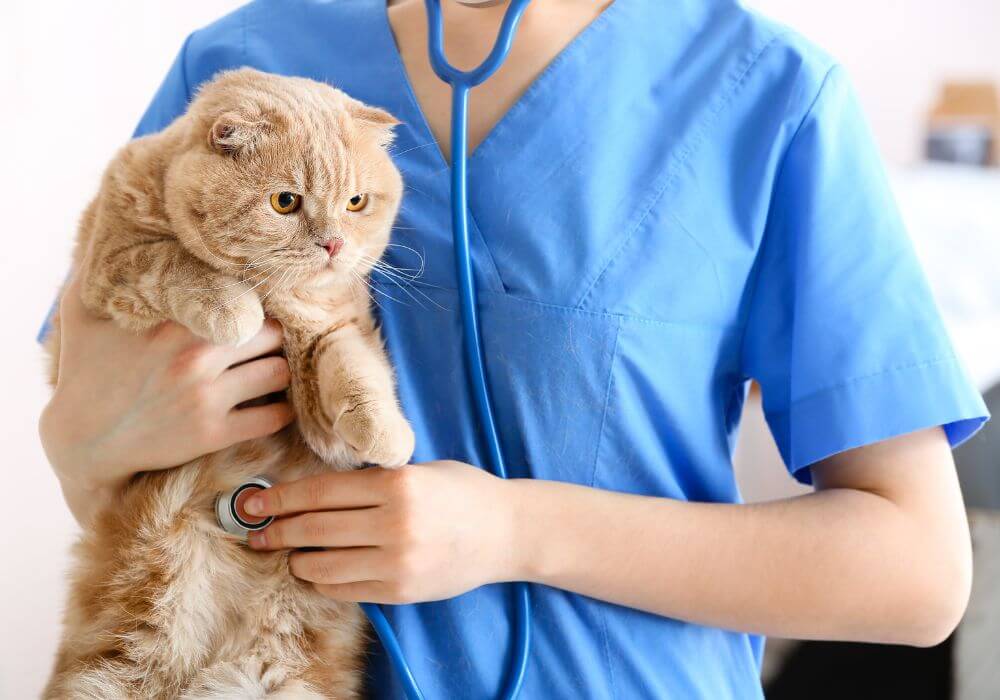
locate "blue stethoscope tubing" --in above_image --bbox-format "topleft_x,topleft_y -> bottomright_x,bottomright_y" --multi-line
361,1 -> 533,699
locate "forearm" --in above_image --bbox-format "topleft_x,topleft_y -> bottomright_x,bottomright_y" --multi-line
507,475 -> 969,646
55,470 -> 119,528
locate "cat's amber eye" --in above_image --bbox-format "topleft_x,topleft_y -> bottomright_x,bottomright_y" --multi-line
346,193 -> 369,212
270,192 -> 302,214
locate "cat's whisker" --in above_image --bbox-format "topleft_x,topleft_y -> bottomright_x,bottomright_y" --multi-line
355,269 -> 410,309
366,259 -> 424,281
368,265 -> 446,310
260,267 -> 291,304
358,252 -> 425,279
373,260 -> 425,279
195,242 -> 246,271
388,140 -> 440,158
361,257 -> 449,306
384,242 -> 426,261
181,263 -> 277,292
377,244 -> 427,278
201,265 -> 280,315
351,270 -> 387,315
372,265 -> 417,283
242,252 -> 273,272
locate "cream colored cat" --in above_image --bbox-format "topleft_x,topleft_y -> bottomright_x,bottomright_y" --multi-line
43,68 -> 415,699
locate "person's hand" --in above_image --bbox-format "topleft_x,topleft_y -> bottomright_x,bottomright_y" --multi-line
39,273 -> 295,522
243,461 -> 520,603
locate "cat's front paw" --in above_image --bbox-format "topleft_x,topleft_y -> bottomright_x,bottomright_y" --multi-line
334,400 -> 415,467
182,288 -> 265,347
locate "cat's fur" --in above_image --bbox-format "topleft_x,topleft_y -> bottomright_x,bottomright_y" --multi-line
42,68 -> 415,699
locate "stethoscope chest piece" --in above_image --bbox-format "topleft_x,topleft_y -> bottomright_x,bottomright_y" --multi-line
215,475 -> 274,540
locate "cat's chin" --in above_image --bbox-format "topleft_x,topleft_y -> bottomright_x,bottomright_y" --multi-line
299,266 -> 349,289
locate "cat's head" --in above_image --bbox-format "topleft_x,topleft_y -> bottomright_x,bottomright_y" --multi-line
166,68 -> 404,292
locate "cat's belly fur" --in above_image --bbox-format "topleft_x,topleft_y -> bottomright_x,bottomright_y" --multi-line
44,430 -> 367,699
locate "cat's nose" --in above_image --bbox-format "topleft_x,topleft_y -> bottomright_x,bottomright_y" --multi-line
320,237 -> 344,258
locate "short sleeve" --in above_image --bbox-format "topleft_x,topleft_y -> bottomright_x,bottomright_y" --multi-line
132,35 -> 194,138
742,65 -> 989,483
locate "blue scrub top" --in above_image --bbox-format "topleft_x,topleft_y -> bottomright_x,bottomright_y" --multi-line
56,0 -> 990,697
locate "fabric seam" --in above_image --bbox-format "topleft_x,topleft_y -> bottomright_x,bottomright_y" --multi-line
768,353 -> 958,417
372,279 -> 739,331
590,316 -> 623,489
575,30 -> 791,309
735,63 -> 840,380
375,0 -> 507,294
590,317 -> 622,700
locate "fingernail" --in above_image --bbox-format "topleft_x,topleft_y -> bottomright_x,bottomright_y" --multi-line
244,496 -> 263,515
248,531 -> 266,548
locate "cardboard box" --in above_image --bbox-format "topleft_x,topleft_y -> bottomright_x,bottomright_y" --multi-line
927,82 -> 1000,166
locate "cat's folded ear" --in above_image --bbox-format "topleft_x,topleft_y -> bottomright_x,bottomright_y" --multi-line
346,101 -> 401,148
208,112 -> 272,156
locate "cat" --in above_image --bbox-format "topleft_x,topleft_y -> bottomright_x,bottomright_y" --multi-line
42,68 -> 415,699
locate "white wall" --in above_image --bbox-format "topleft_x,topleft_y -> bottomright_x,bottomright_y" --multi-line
0,2 -> 996,697
746,0 -> 1000,165
0,4 -> 243,697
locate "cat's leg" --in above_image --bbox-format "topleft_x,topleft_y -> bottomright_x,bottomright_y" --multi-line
288,320 -> 414,467
81,238 -> 264,345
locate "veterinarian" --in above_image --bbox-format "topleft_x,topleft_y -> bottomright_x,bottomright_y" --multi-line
40,1 -> 989,697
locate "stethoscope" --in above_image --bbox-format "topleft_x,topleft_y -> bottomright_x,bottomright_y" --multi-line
217,1 -> 534,698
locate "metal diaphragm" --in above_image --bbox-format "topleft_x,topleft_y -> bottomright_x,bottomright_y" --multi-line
215,475 -> 274,539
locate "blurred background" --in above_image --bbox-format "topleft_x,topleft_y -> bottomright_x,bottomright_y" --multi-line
0,1 -> 997,698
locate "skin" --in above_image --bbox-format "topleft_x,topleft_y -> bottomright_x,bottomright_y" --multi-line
43,0 -> 972,652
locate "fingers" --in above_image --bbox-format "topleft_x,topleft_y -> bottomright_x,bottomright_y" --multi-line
242,468 -> 393,518
222,402 -> 295,446
148,318 -> 285,371
288,548 -> 382,585
249,509 -> 382,550
218,355 -> 290,407
314,581 -> 399,604
224,318 -> 285,367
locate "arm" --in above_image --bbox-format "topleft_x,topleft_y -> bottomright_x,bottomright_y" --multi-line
244,426 -> 971,647
510,426 -> 971,647
40,274 -> 295,526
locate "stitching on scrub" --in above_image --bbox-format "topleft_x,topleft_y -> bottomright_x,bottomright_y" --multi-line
590,319 -> 621,700
598,604 -> 618,700
375,1 -> 507,295
373,279 -> 740,331
734,63 -> 840,382
589,316 -> 622,489
665,208 -> 726,311
463,0 -> 621,292
769,354 -> 958,415
574,30 -> 791,310
466,202 -> 508,294
470,0 -> 620,163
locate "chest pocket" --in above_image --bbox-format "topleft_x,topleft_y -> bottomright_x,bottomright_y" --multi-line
374,284 -> 620,485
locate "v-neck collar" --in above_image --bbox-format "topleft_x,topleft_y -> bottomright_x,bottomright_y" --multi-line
373,0 -> 624,172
